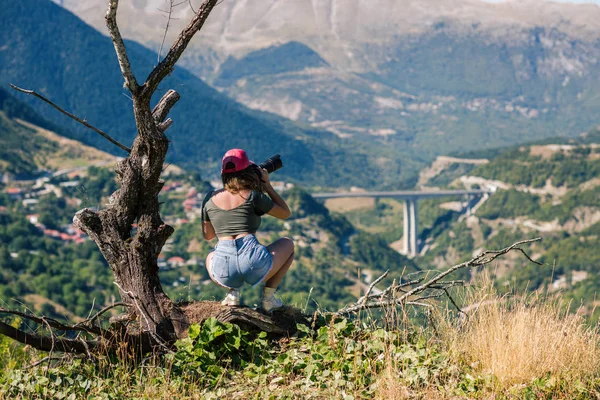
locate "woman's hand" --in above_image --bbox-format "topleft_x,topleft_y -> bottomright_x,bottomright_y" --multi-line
262,169 -> 291,219
260,167 -> 271,188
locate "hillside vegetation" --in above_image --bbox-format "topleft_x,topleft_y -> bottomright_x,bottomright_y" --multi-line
2,281 -> 599,399
0,164 -> 417,319
338,127 -> 600,320
1,122 -> 599,398
0,88 -> 116,178
0,0 -> 381,188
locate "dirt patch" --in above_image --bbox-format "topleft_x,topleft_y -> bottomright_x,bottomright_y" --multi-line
466,216 -> 484,247
580,178 -> 600,192
418,156 -> 489,187
324,197 -> 375,213
179,300 -> 226,324
529,143 -> 600,160
389,238 -> 404,253
515,178 -> 568,199
439,201 -> 464,212
187,238 -> 203,253
529,144 -> 573,159
460,176 -> 510,191
563,207 -> 600,233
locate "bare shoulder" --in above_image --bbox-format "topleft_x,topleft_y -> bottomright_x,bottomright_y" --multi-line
211,188 -> 226,199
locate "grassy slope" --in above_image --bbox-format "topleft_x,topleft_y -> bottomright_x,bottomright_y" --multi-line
0,87 -> 116,175
1,283 -> 599,399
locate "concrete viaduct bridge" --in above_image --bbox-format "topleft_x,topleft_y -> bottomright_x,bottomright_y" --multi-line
312,189 -> 492,257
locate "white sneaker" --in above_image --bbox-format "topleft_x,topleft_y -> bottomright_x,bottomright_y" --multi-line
262,293 -> 285,312
221,289 -> 241,306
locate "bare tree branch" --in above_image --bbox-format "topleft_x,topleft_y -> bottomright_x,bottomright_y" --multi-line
0,307 -> 98,335
396,238 -> 541,304
9,84 -> 132,153
81,302 -> 130,327
442,288 -> 466,316
335,238 -> 542,315
25,356 -> 78,370
152,90 -> 181,123
105,0 -> 139,93
0,302 -> 129,339
0,320 -> 97,354
357,270 -> 388,305
188,0 -> 197,13
158,0 -> 176,63
144,0 -> 219,96
158,118 -> 173,132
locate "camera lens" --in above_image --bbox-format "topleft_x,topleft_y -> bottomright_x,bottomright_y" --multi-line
259,154 -> 283,174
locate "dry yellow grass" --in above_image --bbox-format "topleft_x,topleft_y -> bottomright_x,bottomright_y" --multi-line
443,281 -> 600,389
16,119 -> 118,170
376,365 -> 411,400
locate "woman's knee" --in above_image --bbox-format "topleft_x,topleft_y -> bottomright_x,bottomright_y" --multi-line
281,237 -> 294,255
269,237 -> 294,253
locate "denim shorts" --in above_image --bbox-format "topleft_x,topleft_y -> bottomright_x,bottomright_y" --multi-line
209,235 -> 273,289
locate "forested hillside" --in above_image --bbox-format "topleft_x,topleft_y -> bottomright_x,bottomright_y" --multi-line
1,96 -> 598,399
2,126 -> 599,398
0,0 -> 381,188
4,122 -> 598,327
335,126 -> 600,319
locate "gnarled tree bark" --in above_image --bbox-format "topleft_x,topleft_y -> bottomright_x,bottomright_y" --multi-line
67,0 -> 220,348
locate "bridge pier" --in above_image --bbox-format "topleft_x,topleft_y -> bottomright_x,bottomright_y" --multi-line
311,188 -> 492,258
403,198 -> 419,257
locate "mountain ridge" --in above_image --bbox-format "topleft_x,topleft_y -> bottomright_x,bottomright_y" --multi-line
53,1 -> 600,185
1,0 -> 382,188
56,0 -> 600,73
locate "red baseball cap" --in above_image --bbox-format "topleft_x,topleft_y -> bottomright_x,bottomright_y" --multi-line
221,148 -> 251,173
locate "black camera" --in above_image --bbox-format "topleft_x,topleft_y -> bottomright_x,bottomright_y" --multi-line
255,154 -> 283,175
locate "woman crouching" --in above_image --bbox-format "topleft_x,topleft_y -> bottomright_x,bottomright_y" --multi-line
201,149 -> 294,312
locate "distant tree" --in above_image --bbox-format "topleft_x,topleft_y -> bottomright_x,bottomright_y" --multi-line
38,212 -> 57,229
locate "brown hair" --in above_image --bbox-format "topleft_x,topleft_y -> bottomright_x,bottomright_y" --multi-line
222,167 -> 263,194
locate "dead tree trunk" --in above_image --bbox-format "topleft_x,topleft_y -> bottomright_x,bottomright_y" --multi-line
69,0 -> 220,347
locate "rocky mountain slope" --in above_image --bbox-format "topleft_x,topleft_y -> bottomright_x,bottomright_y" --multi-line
55,0 -> 600,186
55,0 -> 600,68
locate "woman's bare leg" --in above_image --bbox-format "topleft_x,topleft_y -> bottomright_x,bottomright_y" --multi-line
263,237 -> 294,289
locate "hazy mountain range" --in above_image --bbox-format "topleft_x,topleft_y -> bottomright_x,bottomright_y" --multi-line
55,0 -> 600,68
53,0 -> 600,187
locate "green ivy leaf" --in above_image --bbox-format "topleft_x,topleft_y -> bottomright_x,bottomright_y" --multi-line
188,324 -> 201,339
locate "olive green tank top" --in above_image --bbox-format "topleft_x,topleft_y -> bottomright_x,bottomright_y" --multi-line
201,190 -> 274,237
